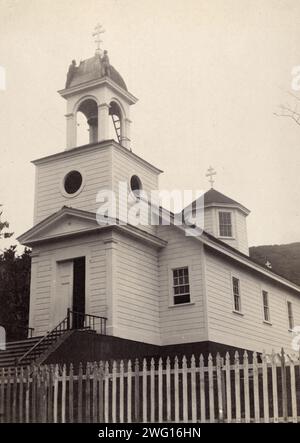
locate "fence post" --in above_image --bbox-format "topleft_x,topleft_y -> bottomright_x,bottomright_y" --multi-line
280,348 -> 287,422
271,350 -> 278,423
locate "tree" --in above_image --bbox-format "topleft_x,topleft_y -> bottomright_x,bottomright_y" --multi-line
274,91 -> 300,126
0,246 -> 31,341
0,206 -> 31,341
0,205 -> 13,240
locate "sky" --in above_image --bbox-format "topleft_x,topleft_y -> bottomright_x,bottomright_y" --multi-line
1,0 -> 300,251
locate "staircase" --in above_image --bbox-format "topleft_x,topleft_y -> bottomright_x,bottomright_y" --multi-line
0,335 -> 61,368
0,310 -> 107,369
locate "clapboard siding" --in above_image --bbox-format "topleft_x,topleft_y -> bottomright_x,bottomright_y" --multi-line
157,225 -> 206,345
112,146 -> 159,235
29,234 -> 108,337
34,147 -> 112,224
205,248 -> 300,353
114,233 -> 160,344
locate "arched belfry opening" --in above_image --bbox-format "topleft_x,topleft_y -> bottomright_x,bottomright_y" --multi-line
76,98 -> 98,146
109,101 -> 123,144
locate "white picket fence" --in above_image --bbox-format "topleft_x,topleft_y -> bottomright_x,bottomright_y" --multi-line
0,348 -> 300,423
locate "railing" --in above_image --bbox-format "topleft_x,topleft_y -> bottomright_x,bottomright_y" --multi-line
67,309 -> 107,335
17,311 -> 107,366
17,315 -> 70,365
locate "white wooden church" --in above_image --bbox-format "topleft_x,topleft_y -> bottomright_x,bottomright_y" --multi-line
2,36 -> 300,367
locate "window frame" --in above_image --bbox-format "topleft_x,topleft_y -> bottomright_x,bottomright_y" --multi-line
60,167 -> 86,198
231,274 -> 243,314
218,210 -> 234,239
287,300 -> 294,331
168,262 -> 193,307
262,289 -> 271,324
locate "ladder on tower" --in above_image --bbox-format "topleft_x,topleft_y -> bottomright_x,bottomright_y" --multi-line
111,114 -> 121,144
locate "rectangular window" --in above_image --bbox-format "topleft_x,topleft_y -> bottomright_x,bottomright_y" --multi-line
219,211 -> 232,237
172,267 -> 190,305
232,276 -> 241,312
262,290 -> 270,322
287,301 -> 294,330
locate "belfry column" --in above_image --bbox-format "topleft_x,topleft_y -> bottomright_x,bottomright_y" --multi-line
98,103 -> 110,142
123,117 -> 132,149
65,113 -> 77,149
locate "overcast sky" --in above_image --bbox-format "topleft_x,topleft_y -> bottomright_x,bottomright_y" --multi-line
1,0 -> 300,251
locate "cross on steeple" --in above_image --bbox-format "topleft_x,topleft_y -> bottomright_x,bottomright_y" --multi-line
206,166 -> 217,188
93,23 -> 105,55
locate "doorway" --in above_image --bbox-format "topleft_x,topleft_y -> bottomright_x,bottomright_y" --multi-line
72,257 -> 86,329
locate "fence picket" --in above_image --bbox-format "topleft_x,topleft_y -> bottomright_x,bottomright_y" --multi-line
253,352 -> 260,422
53,365 -> 58,424
271,351 -> 278,423
127,360 -> 132,423
158,358 -> 163,422
61,364 -> 66,423
191,355 -> 197,423
216,353 -> 223,422
69,363 -> 74,423
199,354 -> 205,423
104,361 -> 109,423
243,351 -> 250,423
225,353 -> 231,423
134,359 -> 140,422
19,367 -> 24,423
288,355 -> 297,423
86,362 -> 91,423
182,356 -> 188,422
150,358 -> 155,422
208,354 -> 214,423
98,361 -> 104,423
166,357 -> 171,422
93,363 -> 98,423
112,361 -> 117,423
119,361 -> 124,423
234,352 -> 241,423
262,351 -> 269,423
78,363 -> 83,423
25,366 -> 30,423
174,356 -> 179,422
142,359 -> 147,423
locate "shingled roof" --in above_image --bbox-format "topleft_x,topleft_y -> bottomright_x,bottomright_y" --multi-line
183,188 -> 250,215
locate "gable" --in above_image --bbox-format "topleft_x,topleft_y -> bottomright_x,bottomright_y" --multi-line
17,209 -> 101,246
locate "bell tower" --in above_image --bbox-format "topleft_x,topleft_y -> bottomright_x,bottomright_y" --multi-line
58,26 -> 137,150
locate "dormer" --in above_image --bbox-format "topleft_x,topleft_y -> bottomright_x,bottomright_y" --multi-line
183,188 -> 250,255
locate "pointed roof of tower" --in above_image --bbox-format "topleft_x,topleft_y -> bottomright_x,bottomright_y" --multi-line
183,188 -> 250,216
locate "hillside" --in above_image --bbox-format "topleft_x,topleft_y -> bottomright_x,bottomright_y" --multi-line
249,243 -> 300,286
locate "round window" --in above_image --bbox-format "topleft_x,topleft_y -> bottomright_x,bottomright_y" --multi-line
130,175 -> 142,195
64,170 -> 83,195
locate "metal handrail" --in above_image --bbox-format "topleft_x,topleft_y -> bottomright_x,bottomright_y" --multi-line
17,309 -> 107,365
17,315 -> 69,365
68,309 -> 107,335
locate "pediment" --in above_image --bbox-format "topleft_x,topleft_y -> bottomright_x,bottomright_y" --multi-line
18,207 -> 103,246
